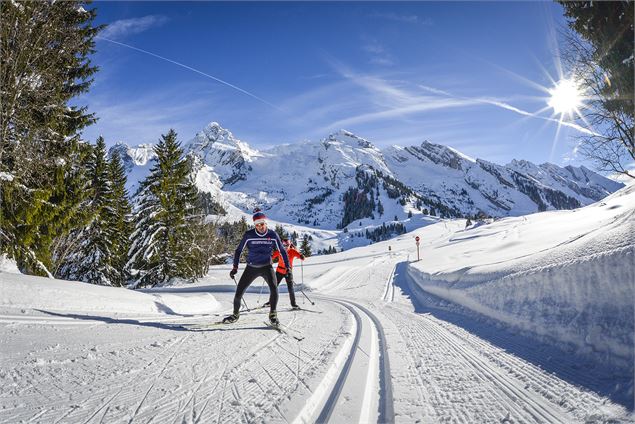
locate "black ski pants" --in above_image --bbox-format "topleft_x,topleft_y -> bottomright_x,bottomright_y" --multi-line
276,272 -> 297,306
234,265 -> 278,315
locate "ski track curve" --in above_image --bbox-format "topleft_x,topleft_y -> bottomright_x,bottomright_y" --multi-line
302,295 -> 394,424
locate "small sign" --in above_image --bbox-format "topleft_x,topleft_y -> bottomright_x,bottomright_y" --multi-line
415,236 -> 420,242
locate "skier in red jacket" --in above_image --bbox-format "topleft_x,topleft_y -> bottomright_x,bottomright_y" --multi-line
266,238 -> 304,309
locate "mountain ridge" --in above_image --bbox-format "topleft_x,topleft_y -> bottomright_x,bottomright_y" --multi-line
109,122 -> 623,230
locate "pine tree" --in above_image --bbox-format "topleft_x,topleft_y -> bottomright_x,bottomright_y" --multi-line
1,1 -> 103,275
299,234 -> 312,257
103,149 -> 132,286
127,130 -> 203,288
274,224 -> 287,239
78,137 -> 114,284
57,137 -> 115,284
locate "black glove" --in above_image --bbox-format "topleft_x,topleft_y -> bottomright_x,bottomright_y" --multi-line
286,269 -> 293,281
230,267 -> 238,278
300,254 -> 305,260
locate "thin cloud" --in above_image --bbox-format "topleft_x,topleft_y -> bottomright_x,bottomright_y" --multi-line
362,38 -> 395,67
328,59 -> 412,107
329,97 -> 482,129
368,12 -> 431,25
101,15 -> 169,40
322,60 -> 597,145
80,85 -> 219,145
418,84 -> 599,136
322,61 -> 483,129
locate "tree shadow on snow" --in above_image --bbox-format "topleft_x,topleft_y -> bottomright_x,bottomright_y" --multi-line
34,309 -> 265,333
391,261 -> 634,411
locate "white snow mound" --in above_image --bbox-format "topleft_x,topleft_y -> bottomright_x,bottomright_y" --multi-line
0,273 -> 221,316
408,184 -> 635,369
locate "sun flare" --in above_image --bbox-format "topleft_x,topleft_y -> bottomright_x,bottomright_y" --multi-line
548,79 -> 583,116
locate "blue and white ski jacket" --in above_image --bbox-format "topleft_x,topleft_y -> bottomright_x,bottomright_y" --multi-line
233,228 -> 290,269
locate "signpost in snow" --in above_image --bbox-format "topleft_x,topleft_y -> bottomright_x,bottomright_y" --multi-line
415,236 -> 420,261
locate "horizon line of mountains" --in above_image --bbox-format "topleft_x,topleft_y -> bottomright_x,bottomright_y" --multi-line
108,122 -> 623,230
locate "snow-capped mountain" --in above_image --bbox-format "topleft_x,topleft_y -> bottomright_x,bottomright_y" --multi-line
186,122 -> 262,185
108,142 -> 157,195
109,122 -> 624,229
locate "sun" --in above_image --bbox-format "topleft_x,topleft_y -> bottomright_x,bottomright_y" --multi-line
547,78 -> 583,117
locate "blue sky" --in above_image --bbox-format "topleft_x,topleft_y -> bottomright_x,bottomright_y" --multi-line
79,1 -> 587,166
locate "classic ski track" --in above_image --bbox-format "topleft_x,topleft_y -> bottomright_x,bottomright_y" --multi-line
381,263 -> 397,302
314,299 -> 363,423
346,300 -> 394,422
310,296 -> 394,424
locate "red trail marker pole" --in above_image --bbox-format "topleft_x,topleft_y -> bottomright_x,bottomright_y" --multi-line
415,236 -> 420,261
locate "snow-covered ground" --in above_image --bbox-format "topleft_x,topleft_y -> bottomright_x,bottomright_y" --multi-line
1,186 -> 633,423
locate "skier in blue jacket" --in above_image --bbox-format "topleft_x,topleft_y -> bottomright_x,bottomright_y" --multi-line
223,209 -> 290,326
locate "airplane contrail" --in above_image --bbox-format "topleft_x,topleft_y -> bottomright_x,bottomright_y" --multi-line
96,36 -> 281,111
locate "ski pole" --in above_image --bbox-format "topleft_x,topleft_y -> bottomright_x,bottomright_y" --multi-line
300,288 -> 315,306
232,276 -> 250,311
301,261 -> 305,304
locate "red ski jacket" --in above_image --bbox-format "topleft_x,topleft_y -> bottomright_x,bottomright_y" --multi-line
272,246 -> 304,275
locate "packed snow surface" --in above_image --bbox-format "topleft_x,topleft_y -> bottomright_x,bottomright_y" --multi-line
1,186 -> 633,423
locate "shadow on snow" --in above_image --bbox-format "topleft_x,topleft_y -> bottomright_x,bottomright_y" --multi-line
35,309 -> 270,333
391,261 -> 634,411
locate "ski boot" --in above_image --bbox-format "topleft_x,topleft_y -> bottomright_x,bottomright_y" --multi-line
222,313 -> 239,324
291,304 -> 301,310
268,311 -> 279,327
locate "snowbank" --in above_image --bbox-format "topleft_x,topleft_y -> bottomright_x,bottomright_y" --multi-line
0,272 -> 221,316
407,185 -> 635,370
0,254 -> 20,274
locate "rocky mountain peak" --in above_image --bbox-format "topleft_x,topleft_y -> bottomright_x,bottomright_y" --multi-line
325,129 -> 375,149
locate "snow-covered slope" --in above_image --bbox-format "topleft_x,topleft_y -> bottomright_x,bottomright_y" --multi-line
383,141 -> 621,218
406,183 -> 635,369
111,122 -> 624,230
0,273 -> 221,316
